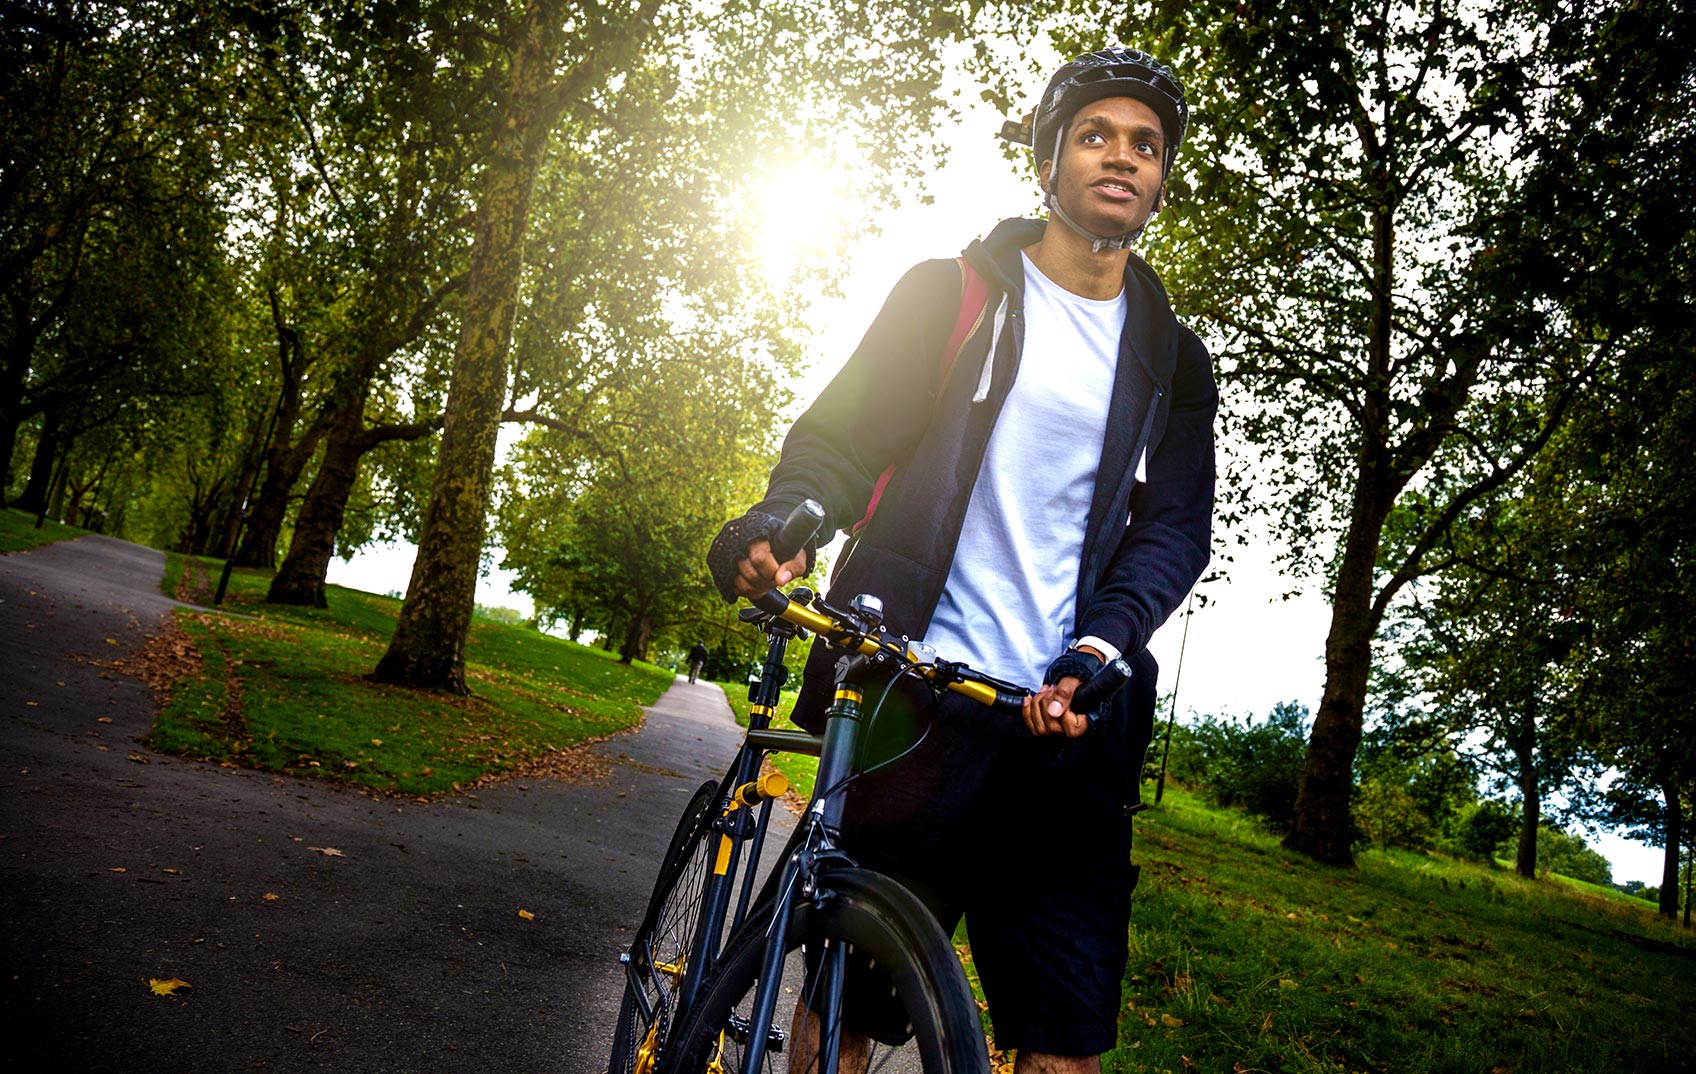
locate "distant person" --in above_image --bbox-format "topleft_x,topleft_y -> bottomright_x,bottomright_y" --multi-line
687,641 -> 708,684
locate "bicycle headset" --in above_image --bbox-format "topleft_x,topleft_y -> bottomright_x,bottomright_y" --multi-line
1029,46 -> 1190,253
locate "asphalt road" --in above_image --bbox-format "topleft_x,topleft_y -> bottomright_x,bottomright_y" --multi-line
0,535 -> 773,1073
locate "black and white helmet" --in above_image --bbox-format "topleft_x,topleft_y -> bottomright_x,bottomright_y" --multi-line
1009,47 -> 1190,250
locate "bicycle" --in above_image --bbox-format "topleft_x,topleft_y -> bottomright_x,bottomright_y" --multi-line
608,501 -> 1132,1073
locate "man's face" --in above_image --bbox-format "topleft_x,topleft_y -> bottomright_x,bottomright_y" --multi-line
1039,95 -> 1167,239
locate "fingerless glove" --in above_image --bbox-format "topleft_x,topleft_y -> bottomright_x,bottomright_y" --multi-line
706,510 -> 814,602
1042,649 -> 1102,687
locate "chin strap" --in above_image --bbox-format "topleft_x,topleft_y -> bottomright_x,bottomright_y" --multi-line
1045,190 -> 1145,252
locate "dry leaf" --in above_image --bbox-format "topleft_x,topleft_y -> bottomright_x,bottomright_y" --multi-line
370,738 -> 383,746
97,717 -> 112,724
147,977 -> 190,997
1278,978 -> 1299,990
306,846 -> 345,857
517,909 -> 535,921
263,893 -> 280,901
162,868 -> 179,875
110,867 -> 127,873
1160,1013 -> 1183,1028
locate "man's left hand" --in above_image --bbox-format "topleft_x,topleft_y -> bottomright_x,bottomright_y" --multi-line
1022,645 -> 1104,738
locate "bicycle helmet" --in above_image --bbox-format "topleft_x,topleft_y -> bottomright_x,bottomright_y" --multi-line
1025,47 -> 1190,251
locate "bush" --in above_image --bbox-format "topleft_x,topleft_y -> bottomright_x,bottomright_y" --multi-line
1156,702 -> 1309,830
1457,799 -> 1520,862
1355,776 -> 1432,850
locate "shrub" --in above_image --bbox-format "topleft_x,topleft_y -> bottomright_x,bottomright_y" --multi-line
1457,799 -> 1521,862
1355,776 -> 1432,850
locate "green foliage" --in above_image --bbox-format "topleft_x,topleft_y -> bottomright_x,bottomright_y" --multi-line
1158,702 -> 1309,830
1534,825 -> 1615,887
1457,800 -> 1522,862
1353,776 -> 1431,852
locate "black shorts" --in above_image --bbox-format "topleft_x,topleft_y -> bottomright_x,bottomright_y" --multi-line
807,670 -> 1148,1058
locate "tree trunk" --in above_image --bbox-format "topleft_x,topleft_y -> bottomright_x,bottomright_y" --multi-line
1513,708 -> 1541,878
12,408 -> 61,514
233,429 -> 324,568
372,10 -> 558,694
1516,756 -> 1541,879
1661,778 -> 1683,919
1282,158 -> 1401,868
268,396 -> 369,607
1282,465 -> 1392,866
620,613 -> 653,664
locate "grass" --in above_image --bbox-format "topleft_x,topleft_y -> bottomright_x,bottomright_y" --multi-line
1107,786 -> 1695,1074
722,684 -> 818,801
715,683 -> 1694,1073
0,506 -> 87,552
145,554 -> 673,796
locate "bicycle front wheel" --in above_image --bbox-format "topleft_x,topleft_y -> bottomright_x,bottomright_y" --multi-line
609,779 -> 720,1074
669,867 -> 988,1073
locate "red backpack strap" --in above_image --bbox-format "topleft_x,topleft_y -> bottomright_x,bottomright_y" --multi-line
852,258 -> 991,536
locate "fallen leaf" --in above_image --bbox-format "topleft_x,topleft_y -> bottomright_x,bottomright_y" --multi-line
106,637 -> 119,646
517,909 -> 535,920
1160,1013 -> 1183,1028
162,868 -> 179,875
370,738 -> 383,747
147,977 -> 190,997
263,893 -> 280,901
306,846 -> 345,857
97,716 -> 113,724
1278,978 -> 1299,990
110,867 -> 127,873
127,753 -> 149,765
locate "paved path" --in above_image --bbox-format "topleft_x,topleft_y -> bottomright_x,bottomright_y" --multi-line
0,535 -> 774,1072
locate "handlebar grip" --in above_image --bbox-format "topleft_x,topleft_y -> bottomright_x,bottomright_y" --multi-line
991,690 -> 1028,715
770,499 -> 825,564
1072,657 -> 1133,716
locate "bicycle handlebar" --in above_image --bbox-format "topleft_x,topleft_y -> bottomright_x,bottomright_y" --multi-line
748,501 -> 1133,720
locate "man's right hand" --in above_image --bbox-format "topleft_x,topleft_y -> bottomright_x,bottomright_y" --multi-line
732,538 -> 809,600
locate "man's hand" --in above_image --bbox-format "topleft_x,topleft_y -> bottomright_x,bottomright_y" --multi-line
731,538 -> 809,600
1022,646 -> 1104,738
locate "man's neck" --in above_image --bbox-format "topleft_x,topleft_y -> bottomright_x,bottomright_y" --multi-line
1023,219 -> 1131,301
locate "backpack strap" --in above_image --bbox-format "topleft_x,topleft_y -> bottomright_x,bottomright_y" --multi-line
851,257 -> 991,537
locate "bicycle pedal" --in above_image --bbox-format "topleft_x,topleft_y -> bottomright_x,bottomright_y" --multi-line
723,1014 -> 785,1053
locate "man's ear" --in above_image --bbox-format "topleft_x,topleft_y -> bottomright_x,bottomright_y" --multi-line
1038,158 -> 1054,196
1152,182 -> 1166,215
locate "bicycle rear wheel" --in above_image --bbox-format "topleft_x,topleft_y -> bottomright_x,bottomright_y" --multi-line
669,867 -> 987,1073
609,779 -> 720,1074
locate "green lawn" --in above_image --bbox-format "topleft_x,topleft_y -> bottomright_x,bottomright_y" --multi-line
146,555 -> 673,796
0,506 -> 87,552
1108,787 -> 1694,1074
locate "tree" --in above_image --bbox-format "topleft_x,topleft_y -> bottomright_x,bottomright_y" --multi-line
2,2 -> 232,508
967,0 -> 1675,864
375,0 -> 975,692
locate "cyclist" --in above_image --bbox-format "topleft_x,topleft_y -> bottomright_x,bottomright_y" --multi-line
708,47 -> 1215,1074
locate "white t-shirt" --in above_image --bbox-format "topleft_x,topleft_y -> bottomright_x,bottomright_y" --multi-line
921,253 -> 1124,687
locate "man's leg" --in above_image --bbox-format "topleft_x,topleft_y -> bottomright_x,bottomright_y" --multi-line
787,998 -> 870,1074
1015,1052 -> 1099,1073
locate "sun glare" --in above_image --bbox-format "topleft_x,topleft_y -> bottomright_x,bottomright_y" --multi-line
752,163 -> 855,288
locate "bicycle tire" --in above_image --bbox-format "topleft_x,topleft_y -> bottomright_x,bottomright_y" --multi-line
609,779 -> 720,1074
668,867 -> 988,1073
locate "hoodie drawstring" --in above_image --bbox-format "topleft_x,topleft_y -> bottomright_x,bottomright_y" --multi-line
974,292 -> 1010,404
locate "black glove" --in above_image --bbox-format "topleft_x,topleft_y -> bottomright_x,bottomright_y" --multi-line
1042,649 -> 1102,688
706,510 -> 814,603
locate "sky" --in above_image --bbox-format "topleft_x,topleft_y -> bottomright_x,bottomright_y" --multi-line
327,79 -> 1667,888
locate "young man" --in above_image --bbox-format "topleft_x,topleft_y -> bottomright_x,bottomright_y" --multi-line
708,47 -> 1216,1073
687,640 -> 708,684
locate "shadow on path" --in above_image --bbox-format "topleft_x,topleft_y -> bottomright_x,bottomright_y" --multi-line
0,535 -> 765,1073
